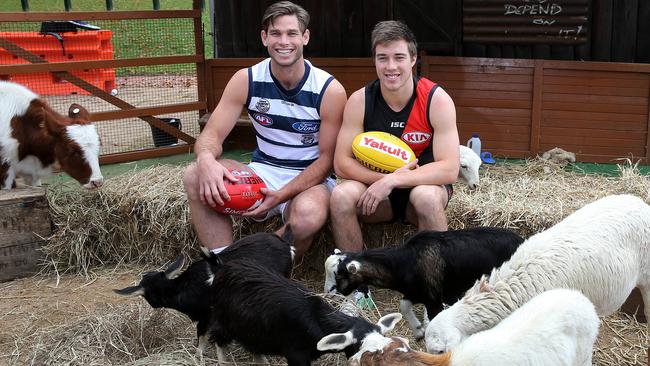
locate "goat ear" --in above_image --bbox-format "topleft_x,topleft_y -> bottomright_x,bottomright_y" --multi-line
41,107 -> 64,136
333,248 -> 342,255
164,255 -> 185,279
317,331 -> 355,351
281,224 -> 294,244
113,285 -> 145,297
478,277 -> 490,293
377,313 -> 402,334
68,103 -> 90,120
346,260 -> 360,274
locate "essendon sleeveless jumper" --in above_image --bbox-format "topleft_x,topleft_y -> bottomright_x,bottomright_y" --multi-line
363,77 -> 439,165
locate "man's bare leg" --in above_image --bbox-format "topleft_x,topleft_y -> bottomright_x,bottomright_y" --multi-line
278,183 -> 331,258
183,162 -> 233,250
405,185 -> 449,232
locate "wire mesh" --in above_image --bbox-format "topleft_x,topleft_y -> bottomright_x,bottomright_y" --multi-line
0,16 -> 203,156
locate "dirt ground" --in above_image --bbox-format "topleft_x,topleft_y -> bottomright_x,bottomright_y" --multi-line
0,266 -> 647,366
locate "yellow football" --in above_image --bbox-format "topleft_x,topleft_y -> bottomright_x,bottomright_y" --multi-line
352,131 -> 416,173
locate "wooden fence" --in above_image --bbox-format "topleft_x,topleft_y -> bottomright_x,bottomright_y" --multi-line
208,56 -> 650,164
0,1 -> 206,164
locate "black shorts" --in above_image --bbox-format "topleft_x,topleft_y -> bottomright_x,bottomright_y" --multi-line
388,184 -> 454,222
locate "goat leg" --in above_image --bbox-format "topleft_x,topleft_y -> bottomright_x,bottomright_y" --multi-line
399,299 -> 424,339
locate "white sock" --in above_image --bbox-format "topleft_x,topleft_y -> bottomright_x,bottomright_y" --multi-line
210,246 -> 227,255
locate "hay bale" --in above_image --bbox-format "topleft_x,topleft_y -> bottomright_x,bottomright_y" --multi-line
6,276 -> 647,366
43,159 -> 650,275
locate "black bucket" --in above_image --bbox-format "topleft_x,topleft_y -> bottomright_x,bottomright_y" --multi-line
150,118 -> 181,147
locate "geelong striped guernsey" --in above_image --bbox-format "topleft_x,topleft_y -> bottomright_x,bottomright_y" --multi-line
245,58 -> 335,169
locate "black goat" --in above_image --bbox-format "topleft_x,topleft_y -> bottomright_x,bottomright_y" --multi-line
113,229 -> 294,355
203,257 -> 402,366
328,227 -> 523,339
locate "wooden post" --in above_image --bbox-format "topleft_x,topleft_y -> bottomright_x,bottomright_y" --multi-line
646,84 -> 650,164
529,60 -> 543,158
193,0 -> 208,119
0,188 -> 51,282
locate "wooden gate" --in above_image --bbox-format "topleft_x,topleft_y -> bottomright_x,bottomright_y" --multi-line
0,1 -> 206,164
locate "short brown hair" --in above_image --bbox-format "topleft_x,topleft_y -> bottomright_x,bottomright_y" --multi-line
371,20 -> 417,57
262,1 -> 310,33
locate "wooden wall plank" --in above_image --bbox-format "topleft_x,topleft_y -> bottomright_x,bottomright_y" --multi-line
543,76 -> 648,88
611,0 -> 638,62
592,0 -> 613,61
542,118 -> 647,131
530,61 -> 543,157
543,93 -> 647,106
637,1 -> 650,63
543,101 -> 647,114
543,84 -> 648,97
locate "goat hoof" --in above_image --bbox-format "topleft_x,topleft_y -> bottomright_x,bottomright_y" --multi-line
413,328 -> 425,340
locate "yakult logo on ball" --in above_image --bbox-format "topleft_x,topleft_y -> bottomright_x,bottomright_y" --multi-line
360,137 -> 412,162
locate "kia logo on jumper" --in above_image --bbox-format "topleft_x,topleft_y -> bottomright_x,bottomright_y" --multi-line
292,122 -> 320,133
402,131 -> 431,144
253,113 -> 273,126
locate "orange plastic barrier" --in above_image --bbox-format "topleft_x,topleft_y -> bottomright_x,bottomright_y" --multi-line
0,30 -> 116,95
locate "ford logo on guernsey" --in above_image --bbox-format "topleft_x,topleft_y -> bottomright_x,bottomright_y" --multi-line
402,131 -> 432,144
253,113 -> 273,126
292,122 -> 320,133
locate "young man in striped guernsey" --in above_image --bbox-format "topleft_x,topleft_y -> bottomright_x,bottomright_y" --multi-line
330,21 -> 459,259
183,1 -> 346,258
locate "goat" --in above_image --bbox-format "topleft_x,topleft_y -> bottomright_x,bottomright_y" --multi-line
320,288 -> 599,366
326,227 -> 523,339
114,229 -> 295,356
425,194 -> 650,354
0,81 -> 103,189
458,145 -> 481,189
202,256 -> 402,366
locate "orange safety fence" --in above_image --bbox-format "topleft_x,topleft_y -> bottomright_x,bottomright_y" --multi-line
0,30 -> 115,95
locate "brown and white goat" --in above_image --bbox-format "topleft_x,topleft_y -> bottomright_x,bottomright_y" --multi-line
0,81 -> 103,189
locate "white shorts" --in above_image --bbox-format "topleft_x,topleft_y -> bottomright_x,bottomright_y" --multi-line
248,162 -> 336,222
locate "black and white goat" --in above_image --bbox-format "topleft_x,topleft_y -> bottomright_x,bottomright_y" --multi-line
325,227 -> 523,339
202,256 -> 402,366
114,230 -> 295,356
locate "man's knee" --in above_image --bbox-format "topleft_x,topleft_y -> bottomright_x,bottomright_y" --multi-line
182,163 -> 199,198
288,188 -> 330,236
330,182 -> 364,214
409,185 -> 448,215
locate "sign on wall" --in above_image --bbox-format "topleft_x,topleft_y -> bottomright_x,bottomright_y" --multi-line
463,0 -> 589,44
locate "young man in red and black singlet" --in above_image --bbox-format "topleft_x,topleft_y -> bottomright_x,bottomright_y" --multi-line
330,20 -> 460,254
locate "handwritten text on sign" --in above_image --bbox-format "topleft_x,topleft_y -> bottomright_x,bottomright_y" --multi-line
504,0 -> 584,39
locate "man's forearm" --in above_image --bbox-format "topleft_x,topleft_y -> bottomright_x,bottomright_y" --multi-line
194,134 -> 222,161
276,157 -> 332,202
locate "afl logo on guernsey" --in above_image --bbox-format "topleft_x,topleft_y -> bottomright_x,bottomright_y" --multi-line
402,131 -> 431,144
253,113 -> 273,126
292,122 -> 320,133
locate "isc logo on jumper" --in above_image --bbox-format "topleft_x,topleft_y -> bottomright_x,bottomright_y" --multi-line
253,113 -> 273,126
402,131 -> 431,144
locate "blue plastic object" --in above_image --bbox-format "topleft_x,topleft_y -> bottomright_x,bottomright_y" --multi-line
481,151 -> 496,164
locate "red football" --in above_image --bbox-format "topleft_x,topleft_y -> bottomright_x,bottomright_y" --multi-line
211,159 -> 266,215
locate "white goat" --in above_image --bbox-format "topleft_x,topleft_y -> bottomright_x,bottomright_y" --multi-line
458,145 -> 481,189
426,194 -> 650,354
321,288 -> 599,366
